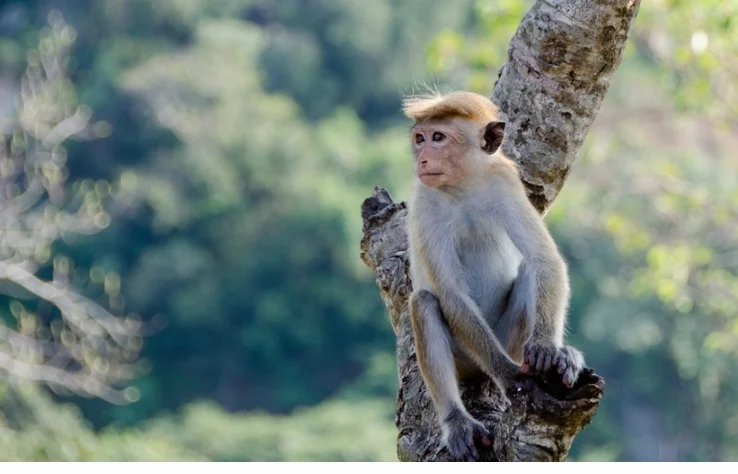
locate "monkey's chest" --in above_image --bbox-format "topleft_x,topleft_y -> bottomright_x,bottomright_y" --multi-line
457,222 -> 522,319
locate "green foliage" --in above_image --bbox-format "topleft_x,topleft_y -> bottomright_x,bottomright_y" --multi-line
2,0 -> 738,462
1,382 -> 395,461
426,0 -> 530,91
132,397 -> 396,462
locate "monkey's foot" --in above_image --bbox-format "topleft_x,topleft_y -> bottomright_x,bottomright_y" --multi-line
442,409 -> 492,462
521,343 -> 584,388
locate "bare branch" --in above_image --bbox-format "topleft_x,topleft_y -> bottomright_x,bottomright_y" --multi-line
0,262 -> 135,343
0,14 -> 143,403
0,350 -> 132,404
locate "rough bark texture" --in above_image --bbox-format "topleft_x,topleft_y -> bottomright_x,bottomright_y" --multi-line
359,0 -> 641,463
494,0 -> 642,214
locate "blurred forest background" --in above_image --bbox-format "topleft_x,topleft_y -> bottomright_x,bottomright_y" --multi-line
0,0 -> 737,462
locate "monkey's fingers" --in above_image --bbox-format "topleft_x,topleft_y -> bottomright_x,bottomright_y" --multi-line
557,346 -> 584,387
471,425 -> 491,461
536,348 -> 555,373
563,367 -> 578,388
523,343 -> 555,373
556,351 -> 569,375
446,416 -> 489,462
462,443 -> 478,462
523,346 -> 533,365
447,435 -> 478,462
474,424 -> 492,448
464,439 -> 479,462
520,362 -> 530,374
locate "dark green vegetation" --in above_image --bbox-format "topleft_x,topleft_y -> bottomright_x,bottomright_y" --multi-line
1,0 -> 738,461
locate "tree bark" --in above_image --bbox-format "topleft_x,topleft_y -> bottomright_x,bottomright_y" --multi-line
360,0 -> 641,462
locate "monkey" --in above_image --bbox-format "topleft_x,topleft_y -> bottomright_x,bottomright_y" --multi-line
403,90 -> 585,461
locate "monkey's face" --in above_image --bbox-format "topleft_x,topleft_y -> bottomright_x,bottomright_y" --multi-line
411,120 -> 474,188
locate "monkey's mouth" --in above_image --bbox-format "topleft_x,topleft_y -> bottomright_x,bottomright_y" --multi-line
419,172 -> 443,177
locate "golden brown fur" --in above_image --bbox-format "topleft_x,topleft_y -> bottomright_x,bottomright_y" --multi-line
403,90 -> 500,124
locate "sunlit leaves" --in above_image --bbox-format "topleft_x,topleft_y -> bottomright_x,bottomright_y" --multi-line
638,0 -> 738,123
425,0 -> 530,91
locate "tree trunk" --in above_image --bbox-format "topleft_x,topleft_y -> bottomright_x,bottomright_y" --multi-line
360,0 -> 641,462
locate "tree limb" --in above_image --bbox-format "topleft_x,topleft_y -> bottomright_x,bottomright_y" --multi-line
494,0 -> 642,214
360,0 -> 641,462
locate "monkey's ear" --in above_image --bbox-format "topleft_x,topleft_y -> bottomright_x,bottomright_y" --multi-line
482,121 -> 505,154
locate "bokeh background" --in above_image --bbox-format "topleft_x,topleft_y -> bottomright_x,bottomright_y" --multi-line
1,0 -> 737,462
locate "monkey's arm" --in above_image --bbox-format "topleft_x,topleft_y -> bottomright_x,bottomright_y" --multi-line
415,234 -> 520,381
492,189 -> 567,340
491,180 -> 583,386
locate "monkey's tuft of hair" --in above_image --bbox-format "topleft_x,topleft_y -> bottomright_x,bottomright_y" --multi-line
402,91 -> 499,124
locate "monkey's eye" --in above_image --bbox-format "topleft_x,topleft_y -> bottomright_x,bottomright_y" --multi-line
432,132 -> 446,142
415,134 -> 424,144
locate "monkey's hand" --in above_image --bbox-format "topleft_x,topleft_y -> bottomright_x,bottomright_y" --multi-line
521,342 -> 584,388
442,409 -> 492,462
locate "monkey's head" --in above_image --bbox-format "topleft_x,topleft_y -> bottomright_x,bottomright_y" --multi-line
403,91 -> 505,189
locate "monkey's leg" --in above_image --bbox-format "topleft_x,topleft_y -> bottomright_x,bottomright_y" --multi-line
494,262 -> 536,362
494,307 -> 531,364
410,290 -> 491,461
438,290 -> 521,385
